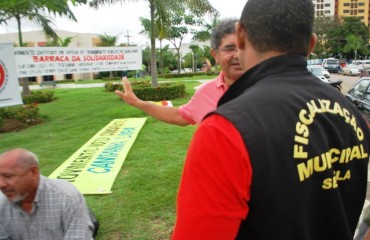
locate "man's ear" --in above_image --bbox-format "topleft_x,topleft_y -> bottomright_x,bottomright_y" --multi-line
307,33 -> 317,56
210,49 -> 218,63
235,21 -> 246,50
30,165 -> 39,177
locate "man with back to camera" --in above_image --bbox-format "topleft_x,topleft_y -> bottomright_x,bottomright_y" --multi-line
114,19 -> 244,126
171,0 -> 370,239
0,148 -> 95,240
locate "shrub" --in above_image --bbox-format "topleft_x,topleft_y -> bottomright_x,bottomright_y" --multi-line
0,103 -> 40,124
105,81 -> 185,101
22,90 -> 55,104
161,71 -> 217,79
15,104 -> 40,123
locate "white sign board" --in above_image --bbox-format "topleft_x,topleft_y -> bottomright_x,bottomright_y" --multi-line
0,43 -> 23,108
14,47 -> 142,77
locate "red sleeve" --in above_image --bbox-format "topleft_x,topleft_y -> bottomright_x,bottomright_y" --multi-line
172,114 -> 252,240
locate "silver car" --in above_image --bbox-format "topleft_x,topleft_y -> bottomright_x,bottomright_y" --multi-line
307,65 -> 331,79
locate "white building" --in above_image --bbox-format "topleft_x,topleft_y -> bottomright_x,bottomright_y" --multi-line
312,0 -> 336,17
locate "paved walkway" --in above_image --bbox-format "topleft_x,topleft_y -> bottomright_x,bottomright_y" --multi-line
23,83 -> 106,91
24,80 -> 209,91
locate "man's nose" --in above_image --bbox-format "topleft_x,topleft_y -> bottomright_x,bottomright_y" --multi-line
0,177 -> 7,188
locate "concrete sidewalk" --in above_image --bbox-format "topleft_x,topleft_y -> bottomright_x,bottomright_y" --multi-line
22,83 -> 106,91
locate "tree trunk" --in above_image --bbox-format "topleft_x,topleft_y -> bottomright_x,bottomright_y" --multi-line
16,15 -> 31,96
150,1 -> 158,87
177,49 -> 181,74
21,78 -> 31,96
160,39 -> 163,75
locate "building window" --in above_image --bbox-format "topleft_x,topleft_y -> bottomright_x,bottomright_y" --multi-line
43,75 -> 54,81
325,4 -> 330,7
344,10 -> 350,13
343,3 -> 350,6
359,2 -> 365,6
28,77 -> 36,83
359,9 -> 364,13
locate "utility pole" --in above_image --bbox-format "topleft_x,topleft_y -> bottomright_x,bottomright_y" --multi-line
124,30 -> 132,46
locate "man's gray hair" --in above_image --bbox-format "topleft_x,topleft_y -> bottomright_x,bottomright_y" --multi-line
211,18 -> 238,50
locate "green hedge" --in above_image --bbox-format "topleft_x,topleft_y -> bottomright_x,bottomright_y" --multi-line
22,90 -> 55,104
161,71 -> 217,79
105,81 -> 186,101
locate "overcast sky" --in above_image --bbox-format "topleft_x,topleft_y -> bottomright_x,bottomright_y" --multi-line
0,0 -> 247,46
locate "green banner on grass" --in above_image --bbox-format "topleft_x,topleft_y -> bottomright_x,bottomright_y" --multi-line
49,118 -> 146,194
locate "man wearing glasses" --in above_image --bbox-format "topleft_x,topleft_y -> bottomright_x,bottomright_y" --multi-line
115,19 -> 244,126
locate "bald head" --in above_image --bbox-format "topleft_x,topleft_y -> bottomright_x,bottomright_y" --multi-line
0,148 -> 40,203
0,148 -> 39,170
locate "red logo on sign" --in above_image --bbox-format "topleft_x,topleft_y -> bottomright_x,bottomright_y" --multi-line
0,63 -> 5,89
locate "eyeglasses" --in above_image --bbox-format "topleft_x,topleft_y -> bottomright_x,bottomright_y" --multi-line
217,46 -> 238,55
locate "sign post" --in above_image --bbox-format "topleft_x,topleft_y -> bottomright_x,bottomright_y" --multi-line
0,43 -> 23,108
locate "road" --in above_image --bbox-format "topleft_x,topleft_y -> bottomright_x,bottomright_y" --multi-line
330,73 -> 360,93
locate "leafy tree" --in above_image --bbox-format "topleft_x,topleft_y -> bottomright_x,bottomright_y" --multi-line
325,17 -> 369,59
193,12 -> 220,42
343,34 -> 367,60
166,13 -> 202,73
0,0 -> 86,95
88,0 -> 215,87
313,16 -> 341,58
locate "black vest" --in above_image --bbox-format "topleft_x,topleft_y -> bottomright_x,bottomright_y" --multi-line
214,55 -> 370,240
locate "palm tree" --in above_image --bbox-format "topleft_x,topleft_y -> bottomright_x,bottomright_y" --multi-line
97,33 -> 118,78
0,0 -> 84,95
45,36 -> 74,47
192,12 -> 220,73
89,0 -> 215,87
97,33 -> 118,47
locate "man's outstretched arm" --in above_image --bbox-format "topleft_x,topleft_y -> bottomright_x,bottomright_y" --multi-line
115,77 -> 190,126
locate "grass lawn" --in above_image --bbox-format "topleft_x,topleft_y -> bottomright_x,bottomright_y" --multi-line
0,79 -> 205,239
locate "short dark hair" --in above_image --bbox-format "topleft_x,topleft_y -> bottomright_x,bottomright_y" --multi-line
211,18 -> 238,50
239,0 -> 315,56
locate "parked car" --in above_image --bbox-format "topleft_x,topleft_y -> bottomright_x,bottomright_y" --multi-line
360,69 -> 370,78
307,66 -> 330,83
308,66 -> 342,91
341,64 -> 362,76
345,77 -> 370,121
307,65 -> 330,78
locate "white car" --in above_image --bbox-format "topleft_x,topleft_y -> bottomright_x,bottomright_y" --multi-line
341,64 -> 361,76
307,65 -> 330,79
308,66 -> 330,83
